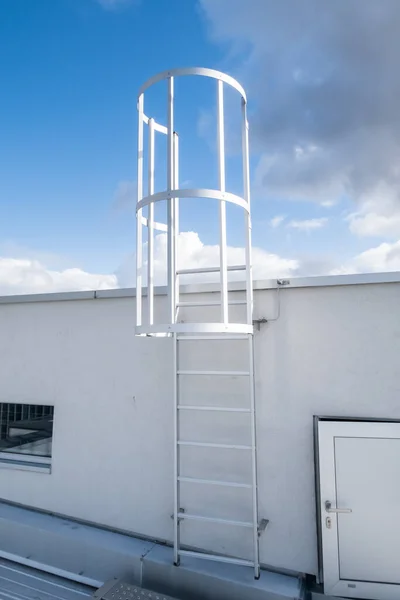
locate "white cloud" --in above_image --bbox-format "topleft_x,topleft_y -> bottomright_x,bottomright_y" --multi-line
332,240 -> 400,275
253,145 -> 348,205
0,232 -> 299,297
1,232 -> 398,298
200,0 -> 400,231
347,183 -> 400,238
176,232 -> 299,281
269,215 -> 286,228
116,230 -> 400,286
287,218 -> 328,232
117,230 -> 299,287
321,199 -> 337,208
349,213 -> 400,238
0,257 -> 117,296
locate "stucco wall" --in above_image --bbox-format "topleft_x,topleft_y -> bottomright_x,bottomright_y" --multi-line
0,278 -> 398,576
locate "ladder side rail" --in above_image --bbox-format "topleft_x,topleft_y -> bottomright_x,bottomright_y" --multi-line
173,332 -> 180,565
241,96 -> 260,579
248,334 -> 260,578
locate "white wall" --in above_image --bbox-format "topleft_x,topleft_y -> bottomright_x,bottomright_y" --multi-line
0,278 -> 398,576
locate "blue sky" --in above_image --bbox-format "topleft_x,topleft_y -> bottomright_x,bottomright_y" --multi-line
0,0 -> 399,294
0,0 -> 218,275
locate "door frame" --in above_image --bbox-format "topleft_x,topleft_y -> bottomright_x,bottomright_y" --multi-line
315,417 -> 400,600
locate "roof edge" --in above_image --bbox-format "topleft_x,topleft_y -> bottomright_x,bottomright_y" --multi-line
0,271 -> 398,305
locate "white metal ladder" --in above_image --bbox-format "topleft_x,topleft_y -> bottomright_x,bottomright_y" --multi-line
135,68 -> 262,578
173,328 -> 260,578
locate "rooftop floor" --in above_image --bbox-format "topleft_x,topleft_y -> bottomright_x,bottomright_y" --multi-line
0,501 -> 305,600
0,558 -> 92,600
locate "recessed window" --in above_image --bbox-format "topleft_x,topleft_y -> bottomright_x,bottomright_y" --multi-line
0,404 -> 54,472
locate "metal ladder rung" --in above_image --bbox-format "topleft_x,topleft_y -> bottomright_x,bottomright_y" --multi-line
177,300 -> 246,308
177,335 -> 249,341
178,512 -> 253,528
177,370 -> 250,376
178,476 -> 252,489
178,405 -> 251,413
176,265 -> 246,276
179,550 -> 254,567
178,441 -> 252,450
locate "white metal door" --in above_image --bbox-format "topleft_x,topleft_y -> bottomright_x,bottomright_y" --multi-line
318,420 -> 400,600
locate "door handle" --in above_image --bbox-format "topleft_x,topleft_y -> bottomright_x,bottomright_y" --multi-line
325,500 -> 352,514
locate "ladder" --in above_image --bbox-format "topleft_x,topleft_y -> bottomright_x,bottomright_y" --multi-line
172,326 -> 260,578
135,68 -> 263,578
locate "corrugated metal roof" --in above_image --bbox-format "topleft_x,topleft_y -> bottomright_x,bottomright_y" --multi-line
0,559 -> 93,600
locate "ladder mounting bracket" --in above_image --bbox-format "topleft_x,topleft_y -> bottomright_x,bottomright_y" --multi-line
253,317 -> 268,331
170,508 -> 185,521
257,518 -> 269,537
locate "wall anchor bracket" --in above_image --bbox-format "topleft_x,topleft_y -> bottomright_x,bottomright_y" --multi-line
258,518 -> 269,537
253,318 -> 268,331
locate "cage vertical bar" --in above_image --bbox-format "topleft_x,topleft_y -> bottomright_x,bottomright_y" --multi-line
241,98 -> 253,327
148,117 -> 155,324
167,76 -> 175,325
173,132 -> 180,314
217,79 -> 228,324
136,93 -> 144,328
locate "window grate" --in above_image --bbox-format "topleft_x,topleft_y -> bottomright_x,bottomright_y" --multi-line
0,403 -> 54,463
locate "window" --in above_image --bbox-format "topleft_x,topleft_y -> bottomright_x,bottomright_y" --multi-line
0,403 -> 54,472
